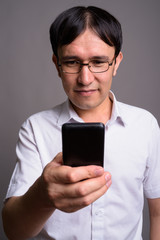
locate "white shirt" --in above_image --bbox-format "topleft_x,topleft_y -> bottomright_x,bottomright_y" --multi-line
6,92 -> 160,240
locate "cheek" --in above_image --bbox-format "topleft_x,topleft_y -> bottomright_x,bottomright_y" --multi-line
61,77 -> 74,94
99,73 -> 112,87
61,80 -> 69,93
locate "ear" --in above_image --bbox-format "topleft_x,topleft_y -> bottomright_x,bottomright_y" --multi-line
52,54 -> 61,78
113,52 -> 123,77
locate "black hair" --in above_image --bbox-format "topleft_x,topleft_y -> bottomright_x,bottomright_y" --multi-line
49,6 -> 122,58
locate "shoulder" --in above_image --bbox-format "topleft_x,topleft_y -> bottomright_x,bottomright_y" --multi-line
21,101 -> 66,130
118,101 -> 159,128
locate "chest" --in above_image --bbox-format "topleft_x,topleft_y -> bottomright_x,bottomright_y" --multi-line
104,124 -> 149,186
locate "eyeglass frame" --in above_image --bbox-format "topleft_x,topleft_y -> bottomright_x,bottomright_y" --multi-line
58,57 -> 115,74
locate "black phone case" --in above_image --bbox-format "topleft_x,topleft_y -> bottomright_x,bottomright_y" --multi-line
62,122 -> 105,167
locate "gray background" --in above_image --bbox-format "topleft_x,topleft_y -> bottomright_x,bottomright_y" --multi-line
1,0 -> 160,239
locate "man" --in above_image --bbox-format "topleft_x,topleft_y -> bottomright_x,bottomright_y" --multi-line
2,6 -> 160,240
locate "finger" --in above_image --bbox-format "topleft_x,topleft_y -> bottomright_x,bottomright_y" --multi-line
50,172 -> 111,199
73,172 -> 111,197
54,180 -> 112,213
56,172 -> 111,198
51,152 -> 63,166
42,153 -> 63,184
50,165 -> 105,184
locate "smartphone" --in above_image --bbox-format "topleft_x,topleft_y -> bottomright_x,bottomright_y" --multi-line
62,122 -> 105,167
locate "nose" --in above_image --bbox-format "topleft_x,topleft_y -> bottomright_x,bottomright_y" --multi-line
77,64 -> 94,86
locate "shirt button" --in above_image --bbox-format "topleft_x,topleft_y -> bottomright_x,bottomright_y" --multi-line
95,209 -> 104,216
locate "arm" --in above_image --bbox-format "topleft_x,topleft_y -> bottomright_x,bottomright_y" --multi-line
2,153 -> 111,240
148,198 -> 160,240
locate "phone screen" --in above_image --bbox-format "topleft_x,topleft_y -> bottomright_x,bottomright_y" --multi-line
62,122 -> 105,167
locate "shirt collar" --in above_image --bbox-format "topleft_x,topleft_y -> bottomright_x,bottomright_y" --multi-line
108,91 -> 126,127
57,99 -> 84,126
57,91 -> 127,127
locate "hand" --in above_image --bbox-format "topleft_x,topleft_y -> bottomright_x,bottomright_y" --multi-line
40,152 -> 112,213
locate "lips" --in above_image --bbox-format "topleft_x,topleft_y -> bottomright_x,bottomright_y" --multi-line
74,89 -> 97,96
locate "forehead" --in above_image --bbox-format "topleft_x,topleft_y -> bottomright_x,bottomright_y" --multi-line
58,29 -> 115,59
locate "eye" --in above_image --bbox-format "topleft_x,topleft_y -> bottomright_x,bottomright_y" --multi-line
91,60 -> 106,67
63,60 -> 79,67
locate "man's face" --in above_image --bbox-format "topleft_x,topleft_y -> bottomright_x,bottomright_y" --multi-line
54,29 -> 123,113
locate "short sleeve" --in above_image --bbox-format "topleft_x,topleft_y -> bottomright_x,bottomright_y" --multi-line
5,119 -> 43,199
143,117 -> 160,198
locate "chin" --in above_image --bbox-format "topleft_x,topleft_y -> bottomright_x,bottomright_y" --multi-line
71,101 -> 98,111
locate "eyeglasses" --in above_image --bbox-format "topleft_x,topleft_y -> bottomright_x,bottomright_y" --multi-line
58,58 -> 115,74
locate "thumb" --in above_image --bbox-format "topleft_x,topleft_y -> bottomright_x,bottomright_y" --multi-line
52,152 -> 63,166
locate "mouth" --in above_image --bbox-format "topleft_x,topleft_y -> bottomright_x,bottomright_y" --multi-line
74,89 -> 98,96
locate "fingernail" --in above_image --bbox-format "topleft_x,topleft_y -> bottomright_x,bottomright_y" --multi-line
106,179 -> 112,188
105,173 -> 111,181
94,167 -> 104,176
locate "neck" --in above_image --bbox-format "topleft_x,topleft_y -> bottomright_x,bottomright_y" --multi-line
70,97 -> 113,125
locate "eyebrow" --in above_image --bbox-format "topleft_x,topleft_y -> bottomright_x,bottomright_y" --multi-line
60,55 -> 110,61
60,56 -> 80,61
